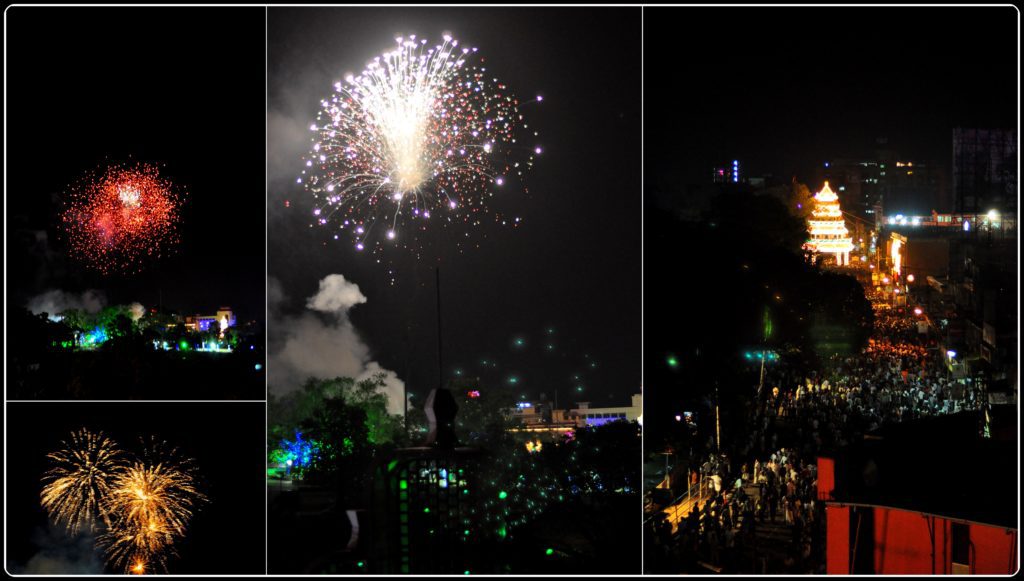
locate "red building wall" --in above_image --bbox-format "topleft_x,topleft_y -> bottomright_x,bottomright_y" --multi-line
873,507 -> 948,574
817,457 -> 835,500
826,505 -> 850,574
971,525 -> 1018,575
825,504 -> 1017,574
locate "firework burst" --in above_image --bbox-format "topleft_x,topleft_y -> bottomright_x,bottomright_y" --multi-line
300,34 -> 540,256
60,162 -> 183,274
40,429 -> 125,536
99,441 -> 206,574
40,430 -> 205,574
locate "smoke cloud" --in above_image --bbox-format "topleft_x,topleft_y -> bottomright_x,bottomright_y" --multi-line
269,274 -> 405,415
27,289 -> 107,319
127,302 -> 146,322
11,526 -> 103,575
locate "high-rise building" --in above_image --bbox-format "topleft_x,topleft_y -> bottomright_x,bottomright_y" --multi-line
952,128 -> 1017,215
712,160 -> 740,184
821,154 -> 947,218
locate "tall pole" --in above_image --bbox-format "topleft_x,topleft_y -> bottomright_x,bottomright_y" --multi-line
757,307 -> 771,399
715,382 -> 721,452
436,267 -> 443,390
403,323 -> 410,438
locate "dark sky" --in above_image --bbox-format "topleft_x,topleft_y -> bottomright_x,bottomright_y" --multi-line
5,402 -> 266,574
645,6 -> 1018,189
268,8 -> 642,407
6,7 -> 266,322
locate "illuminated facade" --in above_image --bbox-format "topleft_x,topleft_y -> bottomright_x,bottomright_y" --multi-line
184,307 -> 236,333
508,393 -> 643,434
806,181 -> 855,266
712,159 -> 740,184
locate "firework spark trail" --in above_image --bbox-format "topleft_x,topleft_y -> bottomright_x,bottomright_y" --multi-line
40,429 -> 125,536
40,430 -> 206,574
301,34 -> 540,256
60,162 -> 183,274
99,441 -> 206,574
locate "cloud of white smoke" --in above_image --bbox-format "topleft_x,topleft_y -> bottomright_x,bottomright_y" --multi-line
26,289 -> 107,320
268,274 -> 405,415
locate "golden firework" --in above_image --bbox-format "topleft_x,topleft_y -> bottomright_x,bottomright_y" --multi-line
40,429 -> 125,536
98,443 -> 206,573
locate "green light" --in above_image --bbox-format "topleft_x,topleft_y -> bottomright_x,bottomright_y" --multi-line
546,548 -> 554,556
464,529 -> 470,536
423,507 -> 431,514
356,561 -> 365,568
399,480 -> 408,490
498,491 -> 508,500
387,460 -> 398,472
667,355 -> 679,368
464,571 -> 470,575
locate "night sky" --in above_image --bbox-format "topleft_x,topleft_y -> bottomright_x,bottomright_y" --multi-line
6,7 -> 267,322
645,6 -> 1018,191
267,8 -> 642,407
4,402 -> 266,574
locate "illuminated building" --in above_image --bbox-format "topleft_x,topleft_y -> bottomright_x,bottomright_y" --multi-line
881,210 -> 1016,235
184,307 -> 236,332
712,160 -> 740,184
573,393 -> 643,427
806,181 -> 855,266
508,393 -> 642,434
888,233 -> 905,277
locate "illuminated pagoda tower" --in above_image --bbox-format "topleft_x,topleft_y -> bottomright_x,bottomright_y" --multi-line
806,181 -> 854,266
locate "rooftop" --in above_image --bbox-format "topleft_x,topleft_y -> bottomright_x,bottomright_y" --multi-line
827,408 -> 1017,529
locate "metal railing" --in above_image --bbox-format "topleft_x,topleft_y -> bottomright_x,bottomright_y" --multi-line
645,473 -> 713,527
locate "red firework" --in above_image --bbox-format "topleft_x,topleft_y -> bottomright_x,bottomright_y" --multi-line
61,163 -> 183,274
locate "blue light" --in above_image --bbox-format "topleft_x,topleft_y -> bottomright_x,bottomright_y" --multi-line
80,326 -> 108,348
280,430 -> 317,468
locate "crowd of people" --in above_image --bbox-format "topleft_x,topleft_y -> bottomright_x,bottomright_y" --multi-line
648,290 -> 984,573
